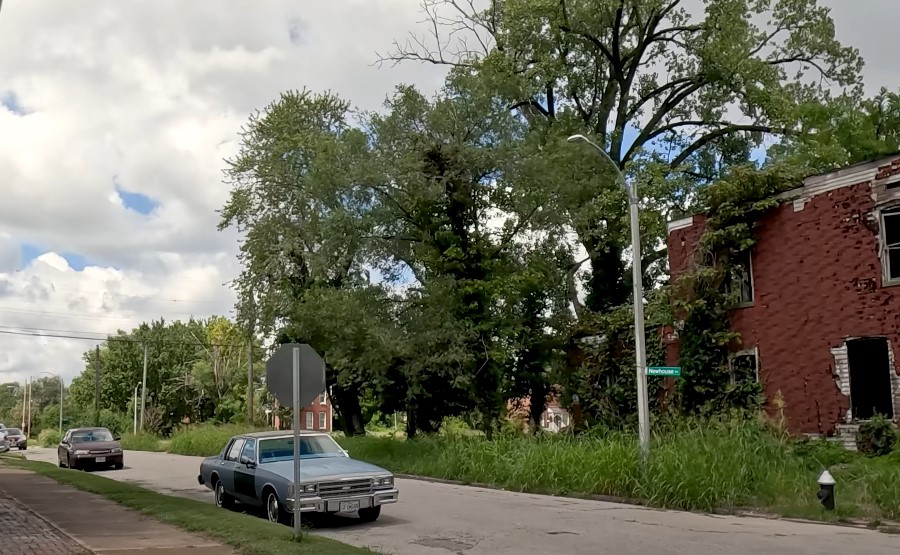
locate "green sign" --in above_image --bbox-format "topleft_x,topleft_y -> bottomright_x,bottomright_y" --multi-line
647,366 -> 681,377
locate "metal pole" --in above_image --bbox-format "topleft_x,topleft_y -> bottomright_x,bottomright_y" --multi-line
567,134 -> 650,458
628,180 -> 650,458
140,342 -> 148,432
26,379 -> 32,437
94,345 -> 101,425
248,337 -> 254,425
20,378 -> 27,430
133,384 -> 139,434
292,346 -> 302,537
59,377 -> 64,433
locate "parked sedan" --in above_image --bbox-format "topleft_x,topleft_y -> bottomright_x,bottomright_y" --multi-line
3,428 -> 26,450
57,427 -> 124,470
198,430 -> 398,525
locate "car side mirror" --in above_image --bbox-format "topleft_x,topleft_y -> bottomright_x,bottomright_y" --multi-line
240,455 -> 256,468
114,436 -> 121,441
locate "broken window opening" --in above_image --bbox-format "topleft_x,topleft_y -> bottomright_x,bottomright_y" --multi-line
846,337 -> 895,420
729,349 -> 759,386
722,250 -> 754,306
882,207 -> 900,283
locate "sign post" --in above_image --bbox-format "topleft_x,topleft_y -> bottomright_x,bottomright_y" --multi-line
647,366 -> 682,377
265,343 -> 326,539
291,347 -> 301,537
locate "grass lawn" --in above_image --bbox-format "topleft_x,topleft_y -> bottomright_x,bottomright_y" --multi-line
0,456 -> 380,555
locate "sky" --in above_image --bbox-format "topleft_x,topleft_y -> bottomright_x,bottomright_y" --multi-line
0,0 -> 897,388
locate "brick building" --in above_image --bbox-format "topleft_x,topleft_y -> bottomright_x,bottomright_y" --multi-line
666,154 -> 900,436
272,390 -> 334,432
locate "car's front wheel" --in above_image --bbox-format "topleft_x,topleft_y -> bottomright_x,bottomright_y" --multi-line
214,481 -> 235,509
358,506 -> 381,523
265,490 -> 292,526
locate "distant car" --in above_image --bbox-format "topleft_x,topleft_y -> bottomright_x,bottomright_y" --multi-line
3,428 -> 26,450
0,436 -> 7,454
198,430 -> 398,525
57,427 -> 124,470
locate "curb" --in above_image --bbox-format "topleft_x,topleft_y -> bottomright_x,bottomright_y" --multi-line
0,465 -> 96,554
393,473 -> 900,534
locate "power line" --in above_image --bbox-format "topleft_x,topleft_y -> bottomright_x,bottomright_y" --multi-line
0,305 -> 232,322
34,285 -> 227,305
0,327 -> 248,348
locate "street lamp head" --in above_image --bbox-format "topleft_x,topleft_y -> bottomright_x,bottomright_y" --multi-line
567,134 -> 588,143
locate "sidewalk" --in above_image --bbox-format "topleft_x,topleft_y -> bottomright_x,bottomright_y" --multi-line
0,467 -> 236,554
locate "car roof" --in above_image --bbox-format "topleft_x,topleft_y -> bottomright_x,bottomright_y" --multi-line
68,427 -> 111,433
239,430 -> 327,439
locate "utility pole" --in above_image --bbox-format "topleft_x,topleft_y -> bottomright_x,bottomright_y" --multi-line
247,292 -> 255,426
26,379 -> 32,437
94,345 -> 101,426
20,378 -> 27,430
58,376 -> 63,433
140,342 -> 148,432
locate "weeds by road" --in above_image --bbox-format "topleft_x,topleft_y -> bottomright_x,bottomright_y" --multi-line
0,456 -> 380,555
115,417 -> 900,526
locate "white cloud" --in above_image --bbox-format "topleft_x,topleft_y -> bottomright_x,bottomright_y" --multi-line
0,0 -> 448,385
0,0 -> 895,387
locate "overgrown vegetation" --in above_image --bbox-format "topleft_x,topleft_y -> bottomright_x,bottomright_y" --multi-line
338,416 -> 900,523
857,415 -> 899,456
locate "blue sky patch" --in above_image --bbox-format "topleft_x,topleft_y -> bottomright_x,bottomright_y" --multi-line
19,243 -> 89,271
115,179 -> 159,215
1,91 -> 26,115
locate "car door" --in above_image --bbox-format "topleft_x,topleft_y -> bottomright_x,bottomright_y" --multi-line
219,438 -> 245,496
233,438 -> 258,505
58,431 -> 71,465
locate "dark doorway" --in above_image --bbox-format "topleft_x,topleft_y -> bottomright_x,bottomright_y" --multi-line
846,337 -> 895,420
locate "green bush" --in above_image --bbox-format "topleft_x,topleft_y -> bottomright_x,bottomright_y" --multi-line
167,423 -> 267,457
120,433 -> 163,452
856,414 -> 897,456
38,429 -> 61,447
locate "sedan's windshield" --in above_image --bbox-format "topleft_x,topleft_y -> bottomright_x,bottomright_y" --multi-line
4,428 -> 21,436
72,429 -> 113,442
258,435 -> 345,462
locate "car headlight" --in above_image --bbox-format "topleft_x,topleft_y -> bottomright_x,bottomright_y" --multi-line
303,484 -> 317,493
374,476 -> 393,487
289,484 -> 317,497
111,447 -> 122,453
75,450 -> 89,455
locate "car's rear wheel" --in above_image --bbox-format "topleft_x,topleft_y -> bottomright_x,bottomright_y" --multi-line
265,490 -> 291,526
358,506 -> 381,523
214,480 -> 235,509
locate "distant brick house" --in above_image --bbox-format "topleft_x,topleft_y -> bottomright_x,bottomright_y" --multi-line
507,394 -> 572,432
666,154 -> 900,436
272,391 -> 334,432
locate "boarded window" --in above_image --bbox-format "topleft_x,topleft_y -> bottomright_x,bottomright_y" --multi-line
883,208 -> 900,282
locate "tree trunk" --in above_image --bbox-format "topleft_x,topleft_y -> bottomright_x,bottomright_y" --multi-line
331,384 -> 365,436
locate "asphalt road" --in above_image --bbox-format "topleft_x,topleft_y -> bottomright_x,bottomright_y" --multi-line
22,446 -> 900,555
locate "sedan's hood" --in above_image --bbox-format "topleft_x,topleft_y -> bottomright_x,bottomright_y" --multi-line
261,457 -> 390,482
71,441 -> 120,450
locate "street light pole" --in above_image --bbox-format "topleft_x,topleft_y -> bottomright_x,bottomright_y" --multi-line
567,134 -> 651,458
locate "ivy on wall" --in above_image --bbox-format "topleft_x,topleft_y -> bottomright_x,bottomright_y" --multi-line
671,164 -> 808,414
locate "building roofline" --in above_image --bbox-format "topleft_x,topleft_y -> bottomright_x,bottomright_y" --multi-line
665,152 -> 900,234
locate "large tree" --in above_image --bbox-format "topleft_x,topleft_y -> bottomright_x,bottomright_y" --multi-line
380,0 -> 863,314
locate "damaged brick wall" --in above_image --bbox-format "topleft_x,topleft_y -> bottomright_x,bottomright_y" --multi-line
667,180 -> 900,435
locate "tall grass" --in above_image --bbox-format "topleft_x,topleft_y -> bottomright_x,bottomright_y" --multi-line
338,417 -> 900,522
167,423 -> 268,457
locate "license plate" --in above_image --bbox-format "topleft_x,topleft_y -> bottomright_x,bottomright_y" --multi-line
95,457 -> 106,463
339,500 -> 360,512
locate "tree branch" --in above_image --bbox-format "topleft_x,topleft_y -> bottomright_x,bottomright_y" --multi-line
669,124 -> 786,169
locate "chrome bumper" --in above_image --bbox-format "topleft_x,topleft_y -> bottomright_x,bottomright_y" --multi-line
286,488 -> 399,513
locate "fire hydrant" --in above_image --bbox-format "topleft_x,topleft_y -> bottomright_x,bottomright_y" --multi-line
817,470 -> 836,511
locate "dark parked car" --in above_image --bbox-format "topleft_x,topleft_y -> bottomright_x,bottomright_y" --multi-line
3,428 -> 26,450
57,427 -> 124,470
198,430 -> 399,525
